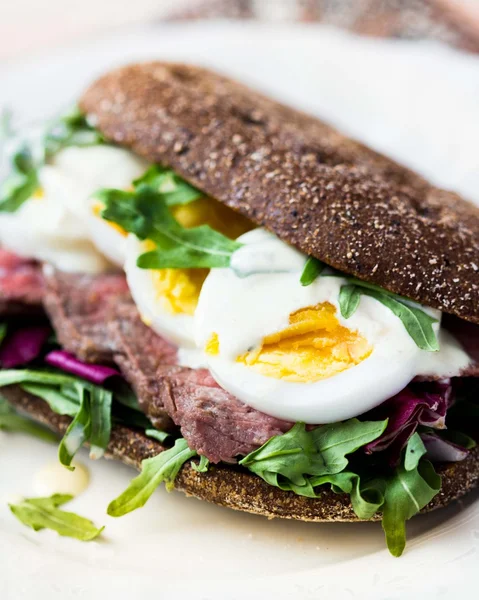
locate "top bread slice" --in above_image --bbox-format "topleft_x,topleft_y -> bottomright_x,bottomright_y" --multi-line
80,62 -> 479,325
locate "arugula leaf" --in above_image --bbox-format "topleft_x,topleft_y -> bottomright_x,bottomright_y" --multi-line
339,284 -> 361,318
88,386 -> 112,460
58,385 -> 91,470
0,146 -> 39,212
9,494 -> 104,541
43,106 -> 104,157
0,369 -> 113,467
133,165 -> 201,206
0,107 -> 13,140
192,455 -> 210,473
404,432 -> 426,471
108,438 -> 197,516
99,185 -> 242,269
310,471 -> 385,520
1,106 -> 103,213
0,368 -> 78,387
333,276 -> 439,352
0,322 -> 8,346
381,457 -> 440,557
240,419 -> 387,495
299,257 -> 325,286
0,396 -> 58,442
362,289 -> 439,351
20,383 -> 79,417
145,428 -> 171,444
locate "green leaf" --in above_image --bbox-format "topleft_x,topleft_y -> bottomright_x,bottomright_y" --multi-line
107,438 -> 197,516
133,165 -> 201,206
339,284 -> 361,318
310,471 -> 385,520
0,322 -> 8,346
0,146 -> 39,213
1,106 -> 103,213
0,369 -> 78,387
0,396 -> 58,442
300,257 -> 325,286
58,386 -> 91,470
192,455 -> 210,473
99,185 -> 242,269
310,419 -> 389,474
404,432 -> 426,471
88,387 -> 112,460
362,290 -> 439,351
0,369 -> 115,466
381,440 -> 441,557
0,107 -> 13,140
145,428 -> 171,444
20,383 -> 79,417
43,106 -> 104,157
9,494 -> 104,541
240,419 -> 387,491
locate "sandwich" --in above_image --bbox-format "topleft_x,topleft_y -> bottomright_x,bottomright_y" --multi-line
0,63 -> 478,557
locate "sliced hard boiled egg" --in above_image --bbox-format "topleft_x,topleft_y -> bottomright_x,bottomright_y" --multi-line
194,229 -> 468,424
124,197 -> 252,347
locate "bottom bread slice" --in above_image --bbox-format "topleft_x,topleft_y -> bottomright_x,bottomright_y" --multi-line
4,385 -> 479,522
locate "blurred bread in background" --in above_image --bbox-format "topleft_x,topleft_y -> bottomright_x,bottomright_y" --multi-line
168,0 -> 479,53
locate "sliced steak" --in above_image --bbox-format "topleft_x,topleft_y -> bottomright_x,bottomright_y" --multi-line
42,267 -> 131,362
155,366 -> 292,463
0,249 -> 44,315
42,268 -> 177,428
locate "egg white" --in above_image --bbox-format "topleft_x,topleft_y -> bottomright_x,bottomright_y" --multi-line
124,235 -> 196,347
195,229 -> 470,424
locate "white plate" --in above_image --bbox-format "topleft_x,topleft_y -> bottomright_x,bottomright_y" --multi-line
1,22 -> 478,600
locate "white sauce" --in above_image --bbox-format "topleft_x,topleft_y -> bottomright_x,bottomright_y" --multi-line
195,229 -> 472,424
33,460 -> 90,496
230,229 -> 306,277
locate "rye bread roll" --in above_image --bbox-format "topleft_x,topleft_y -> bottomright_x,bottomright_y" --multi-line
4,385 -> 479,522
80,62 -> 479,325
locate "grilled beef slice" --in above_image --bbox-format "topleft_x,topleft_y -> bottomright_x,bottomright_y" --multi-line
42,268 -> 293,462
41,269 -> 290,458
0,249 -> 44,315
155,366 -> 292,463
42,268 -> 177,429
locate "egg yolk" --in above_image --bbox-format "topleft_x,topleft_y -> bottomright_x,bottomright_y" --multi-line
236,303 -> 372,383
149,197 -> 252,315
92,202 -> 128,237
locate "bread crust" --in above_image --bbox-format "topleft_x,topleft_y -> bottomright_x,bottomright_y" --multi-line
4,385 -> 478,522
80,62 -> 479,324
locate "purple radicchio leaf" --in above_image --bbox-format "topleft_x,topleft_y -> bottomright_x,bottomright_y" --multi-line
420,432 -> 470,462
0,326 -> 50,368
364,380 -> 453,465
45,350 -> 120,385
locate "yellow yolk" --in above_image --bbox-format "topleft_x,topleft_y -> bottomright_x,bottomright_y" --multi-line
92,202 -> 128,237
150,266 -> 209,315
236,303 -> 372,383
205,332 -> 220,355
148,197 -> 252,315
171,197 -> 252,240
